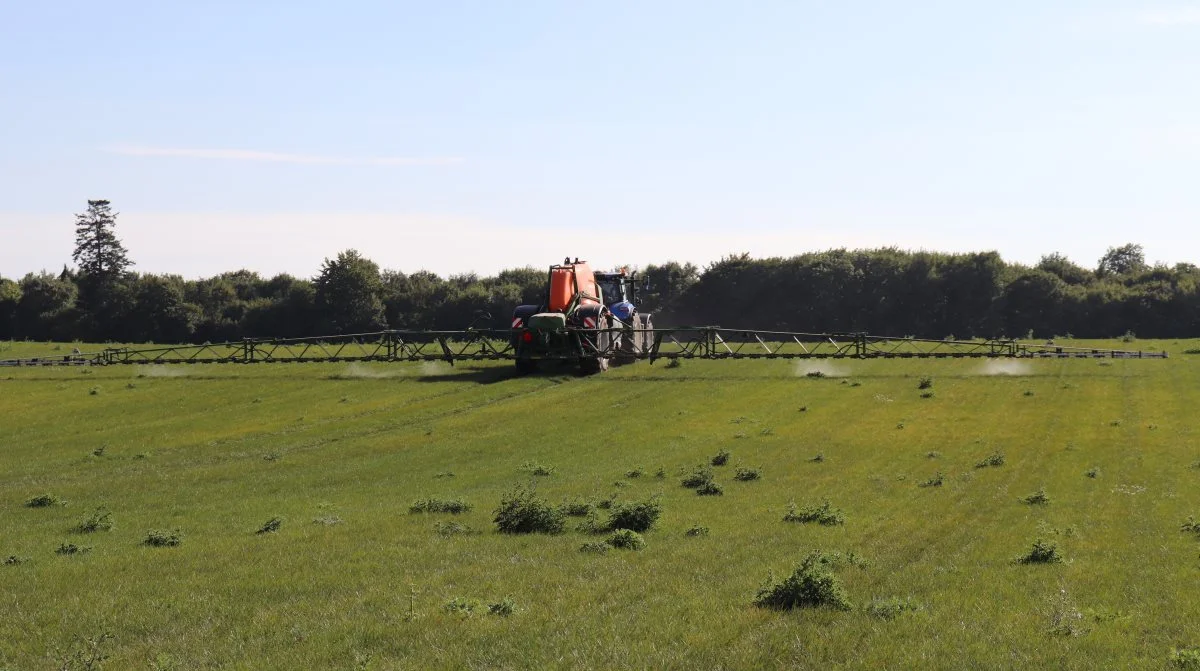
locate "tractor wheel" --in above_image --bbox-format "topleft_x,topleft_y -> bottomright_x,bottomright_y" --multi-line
579,315 -> 611,375
614,317 -> 637,365
515,358 -> 539,375
639,314 -> 654,353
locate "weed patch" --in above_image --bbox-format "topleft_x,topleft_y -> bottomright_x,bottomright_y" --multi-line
918,376 -> 934,390
920,391 -> 935,399
75,507 -> 113,533
434,521 -> 478,536
444,597 -> 478,615
975,452 -> 1005,468
1045,585 -> 1087,637
624,467 -> 644,479
4,555 -> 30,565
519,461 -> 555,477
56,542 -> 91,556
494,485 -> 565,534
809,453 -> 825,463
606,529 -> 646,550
559,499 -> 593,517
685,524 -> 710,537
487,598 -> 516,616
1085,467 -> 1100,479
1016,538 -> 1063,564
696,481 -> 724,496
1021,489 -> 1051,505
605,499 -> 662,532
143,530 -> 183,547
919,472 -> 945,488
711,450 -> 730,466
734,466 -> 762,481
26,493 -> 66,508
256,517 -> 284,534
1170,647 -> 1200,670
1180,517 -> 1200,535
409,498 -> 472,514
754,551 -> 853,611
681,466 -> 714,489
579,541 -> 610,554
866,596 -> 921,620
783,500 -> 845,526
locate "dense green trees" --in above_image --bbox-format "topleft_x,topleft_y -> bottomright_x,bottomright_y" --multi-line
5,245 -> 1200,343
2,200 -> 1198,344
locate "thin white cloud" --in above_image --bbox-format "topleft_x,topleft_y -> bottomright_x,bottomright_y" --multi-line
1136,8 -> 1200,25
104,145 -> 463,166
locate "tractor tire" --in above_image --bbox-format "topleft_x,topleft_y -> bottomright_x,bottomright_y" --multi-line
613,317 -> 637,365
579,315 -> 611,375
639,314 -> 654,353
515,358 -> 539,375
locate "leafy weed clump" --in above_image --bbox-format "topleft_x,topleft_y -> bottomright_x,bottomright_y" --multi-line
685,524 -> 710,537
605,499 -> 662,532
711,449 -> 731,466
866,596 -> 921,620
917,376 -> 933,390
56,542 -> 91,556
783,500 -> 845,526
753,551 -> 853,611
409,498 -> 472,514
1170,647 -> 1200,670
434,521 -> 477,536
606,529 -> 646,550
579,541 -> 610,554
494,485 -> 565,534
559,499 -> 593,517
809,453 -> 825,463
487,598 -> 516,616
75,507 -> 113,533
975,452 -> 1005,468
4,554 -> 30,566
518,461 -> 555,477
696,481 -> 724,496
920,391 -> 935,399
143,529 -> 183,547
681,465 -> 714,489
734,466 -> 762,481
624,467 -> 644,479
1021,488 -> 1051,505
443,597 -> 478,615
256,517 -> 284,534
919,472 -> 945,488
1016,538 -> 1063,564
26,493 -> 66,508
1180,517 -> 1200,535
1085,467 -> 1101,479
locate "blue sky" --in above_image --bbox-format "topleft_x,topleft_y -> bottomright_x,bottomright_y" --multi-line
3,1 -> 1199,278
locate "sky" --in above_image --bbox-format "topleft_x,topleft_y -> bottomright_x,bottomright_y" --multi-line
3,1 -> 1200,279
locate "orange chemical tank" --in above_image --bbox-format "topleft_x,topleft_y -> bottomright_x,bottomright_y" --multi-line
548,261 -> 601,313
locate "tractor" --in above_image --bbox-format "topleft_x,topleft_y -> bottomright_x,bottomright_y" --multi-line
510,258 -> 653,374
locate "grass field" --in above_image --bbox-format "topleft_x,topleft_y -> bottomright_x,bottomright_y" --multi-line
2,339 -> 1199,669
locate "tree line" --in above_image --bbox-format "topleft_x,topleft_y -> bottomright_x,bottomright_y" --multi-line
1,201 -> 1196,344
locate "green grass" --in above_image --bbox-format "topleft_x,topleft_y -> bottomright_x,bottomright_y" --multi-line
2,340 -> 1200,668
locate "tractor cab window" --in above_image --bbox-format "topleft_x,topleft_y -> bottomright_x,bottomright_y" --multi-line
595,278 -> 626,303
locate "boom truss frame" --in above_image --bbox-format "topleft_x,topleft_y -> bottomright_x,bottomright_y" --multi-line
0,328 -> 1167,367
